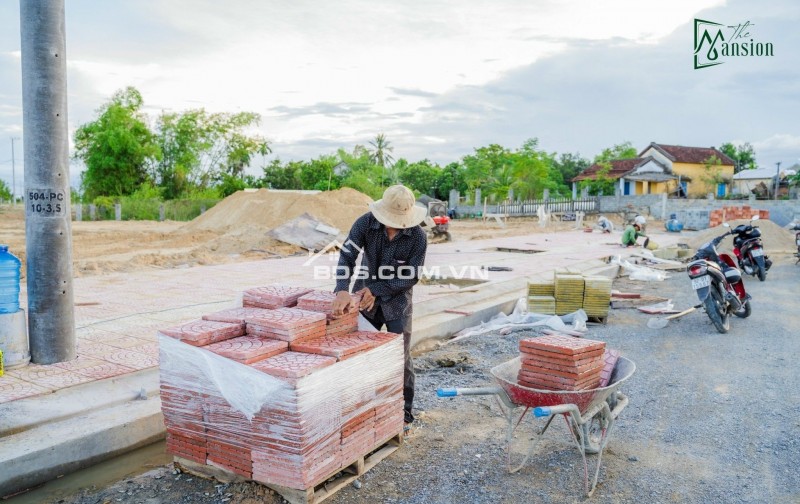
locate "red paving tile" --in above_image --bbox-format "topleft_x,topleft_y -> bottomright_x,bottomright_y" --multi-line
519,334 -> 605,356
289,333 -> 373,360
245,308 -> 326,331
250,351 -> 336,379
599,349 -> 621,387
203,336 -> 288,364
51,355 -> 136,380
7,364 -> 95,390
158,319 -> 244,346
242,285 -> 313,309
202,307 -> 274,324
0,375 -> 52,403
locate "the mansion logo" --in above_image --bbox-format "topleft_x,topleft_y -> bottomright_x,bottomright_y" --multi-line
694,19 -> 774,69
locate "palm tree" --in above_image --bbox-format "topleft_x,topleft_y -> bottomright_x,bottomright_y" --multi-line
368,133 -> 395,186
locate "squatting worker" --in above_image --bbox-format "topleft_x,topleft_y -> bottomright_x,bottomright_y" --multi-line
621,222 -> 646,247
331,184 -> 428,429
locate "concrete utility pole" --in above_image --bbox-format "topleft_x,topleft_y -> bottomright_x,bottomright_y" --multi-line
774,162 -> 781,200
19,0 -> 76,364
10,137 -> 20,205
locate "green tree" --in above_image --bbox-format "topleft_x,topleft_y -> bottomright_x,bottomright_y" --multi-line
719,142 -> 757,173
368,133 -> 396,186
435,163 -> 468,200
302,155 -> 341,191
579,162 -> 616,196
73,87 -> 160,200
462,144 -> 513,199
510,138 -> 560,199
154,109 -> 269,198
0,179 -> 11,201
553,152 -> 590,186
593,141 -> 637,163
261,159 -> 302,189
398,159 -> 441,196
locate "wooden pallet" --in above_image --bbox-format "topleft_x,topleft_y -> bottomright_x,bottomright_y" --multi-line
176,431 -> 403,504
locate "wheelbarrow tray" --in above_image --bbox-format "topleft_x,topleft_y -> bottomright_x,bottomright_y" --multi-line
490,356 -> 636,415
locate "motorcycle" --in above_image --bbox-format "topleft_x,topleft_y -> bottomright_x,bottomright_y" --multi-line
731,215 -> 772,281
686,224 -> 751,333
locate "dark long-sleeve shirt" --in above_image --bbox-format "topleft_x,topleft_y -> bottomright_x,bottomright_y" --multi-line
334,212 -> 428,321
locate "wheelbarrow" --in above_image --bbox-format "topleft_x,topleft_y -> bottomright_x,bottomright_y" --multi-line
437,356 -> 636,497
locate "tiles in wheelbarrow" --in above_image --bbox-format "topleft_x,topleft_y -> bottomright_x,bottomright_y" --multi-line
518,333 -> 606,391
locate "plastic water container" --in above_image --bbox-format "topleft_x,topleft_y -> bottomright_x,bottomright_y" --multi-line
0,245 -> 22,314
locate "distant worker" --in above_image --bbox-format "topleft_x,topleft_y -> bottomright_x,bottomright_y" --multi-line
621,222 -> 646,248
331,184 -> 428,431
633,214 -> 647,234
597,215 -> 614,233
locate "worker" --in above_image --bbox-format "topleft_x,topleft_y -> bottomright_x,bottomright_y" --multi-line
621,222 -> 646,247
633,214 -> 647,234
597,215 -> 614,233
331,185 -> 428,431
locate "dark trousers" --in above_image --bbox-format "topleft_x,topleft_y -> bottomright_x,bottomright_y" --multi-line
363,307 -> 415,423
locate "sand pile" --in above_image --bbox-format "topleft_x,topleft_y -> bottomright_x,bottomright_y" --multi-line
682,219 -> 798,252
182,188 -> 373,234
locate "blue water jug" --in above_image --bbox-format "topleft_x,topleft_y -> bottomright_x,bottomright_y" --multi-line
0,245 -> 21,314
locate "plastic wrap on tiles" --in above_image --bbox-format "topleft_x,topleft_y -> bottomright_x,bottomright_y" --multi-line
159,332 -> 404,490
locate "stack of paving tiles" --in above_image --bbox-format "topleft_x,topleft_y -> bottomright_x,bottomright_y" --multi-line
296,290 -> 363,337
242,285 -> 313,309
517,333 -> 605,391
527,280 -> 556,315
554,274 -> 585,315
158,285 -> 405,492
582,276 -> 613,319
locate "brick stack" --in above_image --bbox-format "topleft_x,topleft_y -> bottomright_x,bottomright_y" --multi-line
709,206 -> 770,228
517,334 -> 606,391
159,286 -> 405,493
297,290 -> 363,337
246,308 -> 327,343
242,284 -> 313,309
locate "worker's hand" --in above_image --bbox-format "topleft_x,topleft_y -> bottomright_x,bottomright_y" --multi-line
358,288 -> 375,312
331,291 -> 354,318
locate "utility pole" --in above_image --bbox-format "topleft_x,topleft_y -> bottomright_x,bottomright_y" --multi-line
10,137 -> 20,205
774,162 -> 781,200
20,0 -> 76,364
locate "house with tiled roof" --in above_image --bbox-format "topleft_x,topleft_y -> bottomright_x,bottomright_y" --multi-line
571,156 -> 678,196
638,142 -> 736,197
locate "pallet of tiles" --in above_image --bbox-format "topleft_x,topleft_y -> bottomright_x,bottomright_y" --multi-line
527,280 -> 555,297
554,273 -> 585,315
159,311 -> 405,504
582,275 -> 613,319
527,295 -> 556,315
517,333 -> 605,391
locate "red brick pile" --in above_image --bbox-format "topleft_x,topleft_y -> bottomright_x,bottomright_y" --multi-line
709,206 -> 769,228
297,290 -> 363,337
242,285 -> 314,309
158,284 -> 404,491
517,334 -> 606,391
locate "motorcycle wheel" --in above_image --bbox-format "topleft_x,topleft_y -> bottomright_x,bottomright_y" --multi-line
733,299 -> 752,318
757,264 -> 766,281
703,283 -> 730,333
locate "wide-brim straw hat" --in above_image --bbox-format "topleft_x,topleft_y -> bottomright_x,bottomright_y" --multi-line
369,185 -> 428,229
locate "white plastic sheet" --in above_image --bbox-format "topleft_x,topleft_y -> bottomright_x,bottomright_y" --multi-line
611,255 -> 669,282
446,298 -> 588,344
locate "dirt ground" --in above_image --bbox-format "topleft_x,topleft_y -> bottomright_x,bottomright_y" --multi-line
0,202 -> 621,280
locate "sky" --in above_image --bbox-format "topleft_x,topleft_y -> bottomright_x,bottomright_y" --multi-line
1,0 -> 799,196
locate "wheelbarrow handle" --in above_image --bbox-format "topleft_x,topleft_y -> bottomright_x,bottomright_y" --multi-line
436,386 -> 504,397
436,386 -> 514,409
